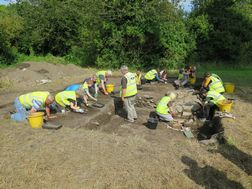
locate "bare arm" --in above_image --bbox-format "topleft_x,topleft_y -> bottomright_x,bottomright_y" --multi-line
45,106 -> 51,117
70,102 -> 79,110
86,91 -> 97,101
121,88 -> 126,101
101,80 -> 108,95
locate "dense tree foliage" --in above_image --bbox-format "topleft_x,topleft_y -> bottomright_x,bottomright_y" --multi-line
0,0 -> 251,67
0,5 -> 23,64
0,0 -> 194,68
188,0 -> 252,64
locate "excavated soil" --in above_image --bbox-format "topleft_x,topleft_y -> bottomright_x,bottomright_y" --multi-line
0,62 -> 251,189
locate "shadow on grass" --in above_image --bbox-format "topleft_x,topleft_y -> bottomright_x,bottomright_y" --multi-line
181,156 -> 244,189
216,139 -> 252,176
196,115 -> 252,176
197,117 -> 223,140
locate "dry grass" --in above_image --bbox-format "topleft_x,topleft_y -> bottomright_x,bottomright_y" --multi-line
0,76 -> 13,89
0,63 -> 252,188
1,109 -> 251,189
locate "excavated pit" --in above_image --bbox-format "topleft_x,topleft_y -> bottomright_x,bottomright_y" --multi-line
1,77 -> 225,143
49,94 -> 115,130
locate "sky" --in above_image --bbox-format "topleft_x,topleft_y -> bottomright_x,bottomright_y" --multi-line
182,0 -> 192,12
0,0 -> 8,5
0,0 -> 192,12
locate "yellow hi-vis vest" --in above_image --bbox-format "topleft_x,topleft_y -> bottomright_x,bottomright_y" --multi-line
81,82 -> 88,90
120,72 -> 137,97
19,91 -> 49,109
209,76 -> 225,93
135,73 -> 142,85
144,69 -> 157,80
156,96 -> 171,115
211,73 -> 223,84
178,73 -> 183,80
207,91 -> 226,106
55,91 -> 76,108
96,71 -> 106,85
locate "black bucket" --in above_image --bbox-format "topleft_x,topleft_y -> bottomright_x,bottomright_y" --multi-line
114,97 -> 127,118
147,117 -> 158,130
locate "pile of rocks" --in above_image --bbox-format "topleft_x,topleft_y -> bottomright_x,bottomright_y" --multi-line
135,95 -> 156,108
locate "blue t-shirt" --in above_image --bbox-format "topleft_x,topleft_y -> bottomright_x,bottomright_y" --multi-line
65,84 -> 81,91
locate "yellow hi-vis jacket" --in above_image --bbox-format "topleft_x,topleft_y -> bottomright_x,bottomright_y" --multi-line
55,91 -> 76,108
81,82 -> 88,90
207,91 -> 226,106
19,91 -> 49,109
96,71 -> 106,85
211,73 -> 223,84
156,96 -> 171,115
144,69 -> 157,80
178,73 -> 183,80
120,72 -> 137,97
135,73 -> 142,85
209,76 -> 225,93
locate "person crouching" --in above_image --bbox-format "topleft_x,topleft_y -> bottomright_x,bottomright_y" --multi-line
55,90 -> 84,113
11,91 -> 55,121
156,92 -> 177,122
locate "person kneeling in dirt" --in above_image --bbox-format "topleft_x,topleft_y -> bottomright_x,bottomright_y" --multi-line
188,66 -> 197,85
55,90 -> 85,113
144,69 -> 164,83
11,91 -> 55,121
201,90 -> 226,121
83,75 -> 98,98
65,79 -> 97,106
135,70 -> 144,90
159,69 -> 168,83
174,66 -> 190,89
201,72 -> 225,94
96,70 -> 113,95
156,92 -> 177,122
120,65 -> 138,123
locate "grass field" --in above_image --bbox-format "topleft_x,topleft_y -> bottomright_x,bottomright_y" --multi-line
197,68 -> 252,87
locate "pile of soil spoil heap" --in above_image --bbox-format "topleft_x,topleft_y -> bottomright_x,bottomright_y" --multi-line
0,62 -> 91,93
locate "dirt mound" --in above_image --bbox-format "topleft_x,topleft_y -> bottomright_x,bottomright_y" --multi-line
0,62 -> 86,86
0,62 -> 95,109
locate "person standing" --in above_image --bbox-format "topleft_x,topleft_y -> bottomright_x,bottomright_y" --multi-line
120,65 -> 138,123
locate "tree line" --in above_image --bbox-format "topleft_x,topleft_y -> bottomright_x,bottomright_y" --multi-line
0,0 -> 251,68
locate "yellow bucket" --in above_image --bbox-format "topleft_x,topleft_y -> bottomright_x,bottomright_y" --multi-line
224,82 -> 235,93
28,112 -> 44,128
218,100 -> 233,113
189,77 -> 196,85
106,84 -> 114,93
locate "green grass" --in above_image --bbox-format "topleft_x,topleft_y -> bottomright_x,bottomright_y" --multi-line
197,69 -> 252,87
0,54 -> 73,69
16,54 -> 71,65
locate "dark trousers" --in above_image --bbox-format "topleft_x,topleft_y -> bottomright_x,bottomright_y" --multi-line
204,102 -> 218,120
145,78 -> 157,83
